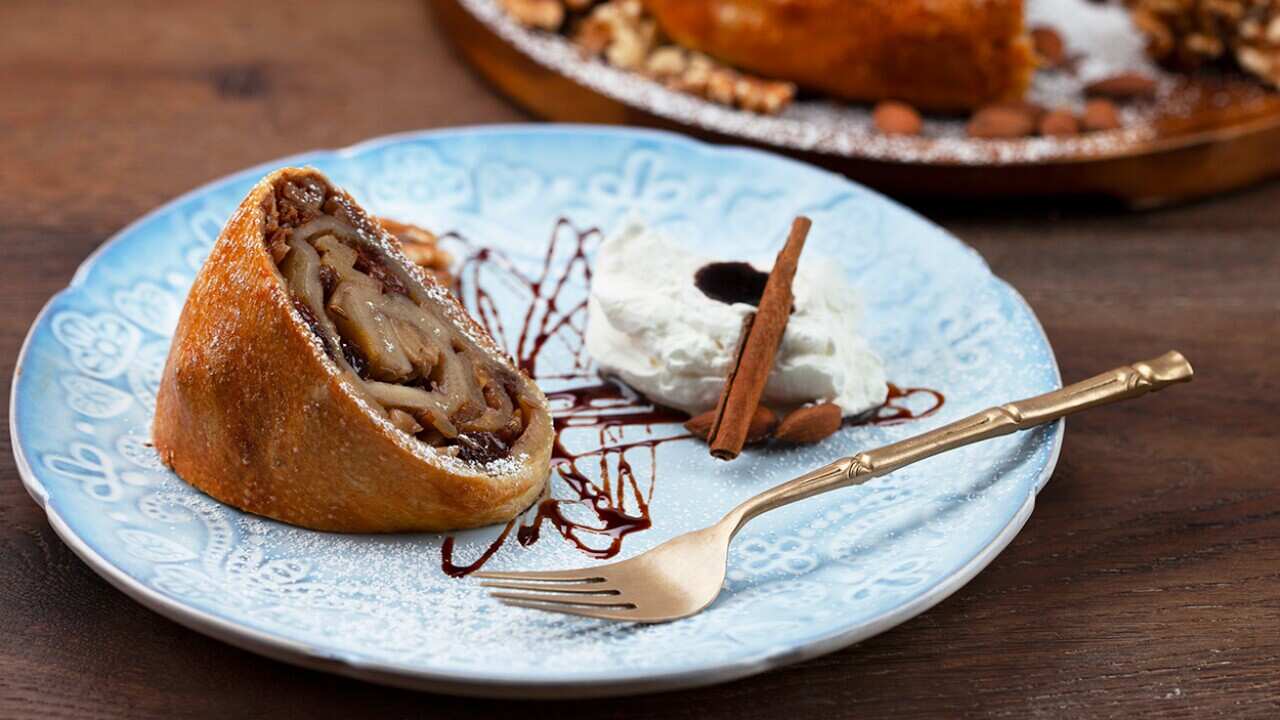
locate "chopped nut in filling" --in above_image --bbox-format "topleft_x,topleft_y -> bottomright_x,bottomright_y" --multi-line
377,217 -> 453,287
268,177 -> 537,465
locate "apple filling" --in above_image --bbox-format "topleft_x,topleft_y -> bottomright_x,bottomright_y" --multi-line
268,178 -> 535,464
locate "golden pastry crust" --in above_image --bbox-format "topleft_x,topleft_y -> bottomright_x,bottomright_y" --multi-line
640,0 -> 1036,111
153,167 -> 553,533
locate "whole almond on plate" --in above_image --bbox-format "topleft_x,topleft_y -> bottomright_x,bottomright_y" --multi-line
1030,26 -> 1067,67
967,105 -> 1036,139
745,405 -> 779,443
683,409 -> 716,440
872,101 -> 922,136
1085,72 -> 1157,100
993,100 -> 1046,122
775,402 -> 842,444
1038,108 -> 1080,137
685,406 -> 778,443
1082,98 -> 1122,131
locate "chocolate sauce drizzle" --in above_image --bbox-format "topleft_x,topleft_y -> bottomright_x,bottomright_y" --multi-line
854,383 -> 946,426
522,383 -> 686,556
439,219 -> 943,577
441,221 -> 687,577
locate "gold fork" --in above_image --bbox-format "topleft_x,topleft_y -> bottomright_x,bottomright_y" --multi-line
477,351 -> 1193,623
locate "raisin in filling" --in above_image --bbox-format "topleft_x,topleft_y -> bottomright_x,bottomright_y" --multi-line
269,178 -> 532,462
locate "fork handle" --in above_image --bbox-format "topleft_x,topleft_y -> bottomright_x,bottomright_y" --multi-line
727,351 -> 1194,528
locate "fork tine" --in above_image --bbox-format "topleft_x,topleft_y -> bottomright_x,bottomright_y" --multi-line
479,580 -> 618,594
489,591 -> 633,607
498,598 -> 640,622
472,568 -> 607,582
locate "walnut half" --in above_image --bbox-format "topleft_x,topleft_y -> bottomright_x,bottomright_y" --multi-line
499,0 -> 796,115
500,0 -> 565,30
1130,0 -> 1280,87
377,218 -> 453,288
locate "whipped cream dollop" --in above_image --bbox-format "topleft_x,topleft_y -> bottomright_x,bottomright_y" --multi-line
585,221 -> 888,416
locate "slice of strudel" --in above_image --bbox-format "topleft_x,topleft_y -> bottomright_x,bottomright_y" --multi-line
153,167 -> 553,532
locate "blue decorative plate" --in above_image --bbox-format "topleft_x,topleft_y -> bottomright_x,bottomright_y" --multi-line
10,125 -> 1060,698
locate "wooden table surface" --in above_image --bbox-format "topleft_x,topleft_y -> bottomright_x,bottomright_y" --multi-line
2,2 -> 1277,717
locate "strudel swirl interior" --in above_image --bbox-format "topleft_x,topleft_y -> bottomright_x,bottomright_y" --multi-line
153,167 -> 553,532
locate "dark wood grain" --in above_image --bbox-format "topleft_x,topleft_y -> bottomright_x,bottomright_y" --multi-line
1,1 -> 1278,718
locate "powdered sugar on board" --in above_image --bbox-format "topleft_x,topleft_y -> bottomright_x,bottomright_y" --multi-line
1024,0 -> 1167,120
1027,0 -> 1157,85
458,0 -> 1182,164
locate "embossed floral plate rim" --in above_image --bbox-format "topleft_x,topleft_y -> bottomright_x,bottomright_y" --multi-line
10,124 -> 1062,698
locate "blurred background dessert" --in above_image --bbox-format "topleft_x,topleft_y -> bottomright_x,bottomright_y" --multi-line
451,0 -> 1280,202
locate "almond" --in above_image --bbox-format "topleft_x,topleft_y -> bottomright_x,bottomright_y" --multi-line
967,105 -> 1036,139
683,410 -> 716,441
1030,26 -> 1066,67
1038,108 -> 1080,137
993,100 -> 1047,122
775,402 -> 842,444
872,101 -> 923,136
684,405 -> 778,444
1085,72 -> 1157,100
1082,98 -> 1122,131
745,405 -> 779,443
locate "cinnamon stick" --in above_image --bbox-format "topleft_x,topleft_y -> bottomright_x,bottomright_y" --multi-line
706,216 -> 811,460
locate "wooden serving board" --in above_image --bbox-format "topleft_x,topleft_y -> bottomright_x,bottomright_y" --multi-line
433,0 -> 1280,206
